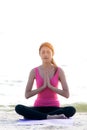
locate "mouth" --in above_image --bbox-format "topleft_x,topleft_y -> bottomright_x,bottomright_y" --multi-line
43,58 -> 48,59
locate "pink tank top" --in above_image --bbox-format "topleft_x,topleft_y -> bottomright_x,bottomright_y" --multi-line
34,67 -> 60,107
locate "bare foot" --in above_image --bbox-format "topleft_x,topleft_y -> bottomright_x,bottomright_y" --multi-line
47,114 -> 67,119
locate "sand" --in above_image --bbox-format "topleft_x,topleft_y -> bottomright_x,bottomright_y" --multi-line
0,109 -> 87,130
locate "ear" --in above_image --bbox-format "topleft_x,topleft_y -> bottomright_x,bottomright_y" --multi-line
39,52 -> 41,57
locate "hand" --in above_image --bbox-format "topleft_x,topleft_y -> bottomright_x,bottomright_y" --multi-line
46,73 -> 52,88
42,70 -> 47,89
43,69 -> 53,89
43,69 -> 51,88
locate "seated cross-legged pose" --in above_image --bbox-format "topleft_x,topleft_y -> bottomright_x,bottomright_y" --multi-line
15,42 -> 76,120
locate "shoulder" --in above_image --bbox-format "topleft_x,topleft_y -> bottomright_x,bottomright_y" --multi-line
29,66 -> 39,77
58,67 -> 65,77
29,68 -> 36,78
58,67 -> 64,73
30,68 -> 35,74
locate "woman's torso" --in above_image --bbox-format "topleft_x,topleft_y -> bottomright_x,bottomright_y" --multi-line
34,65 -> 60,107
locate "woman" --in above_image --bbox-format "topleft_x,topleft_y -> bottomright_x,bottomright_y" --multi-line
15,42 -> 76,120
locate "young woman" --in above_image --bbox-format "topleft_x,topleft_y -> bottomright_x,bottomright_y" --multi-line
15,42 -> 76,120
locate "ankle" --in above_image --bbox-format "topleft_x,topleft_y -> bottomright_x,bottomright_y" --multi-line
47,115 -> 51,119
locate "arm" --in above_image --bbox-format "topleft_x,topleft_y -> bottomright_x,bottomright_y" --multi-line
25,68 -> 46,99
47,68 -> 69,98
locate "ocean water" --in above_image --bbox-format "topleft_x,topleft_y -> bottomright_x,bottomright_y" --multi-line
0,76 -> 37,106
0,64 -> 87,106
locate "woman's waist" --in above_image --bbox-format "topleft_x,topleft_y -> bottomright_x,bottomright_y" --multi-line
36,97 -> 58,101
37,95 -> 58,100
34,98 -> 60,107
37,91 -> 58,99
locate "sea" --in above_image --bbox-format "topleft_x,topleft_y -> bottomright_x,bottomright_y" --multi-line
0,64 -> 87,107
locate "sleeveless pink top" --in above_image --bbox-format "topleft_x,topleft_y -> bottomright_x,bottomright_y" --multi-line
34,67 -> 60,107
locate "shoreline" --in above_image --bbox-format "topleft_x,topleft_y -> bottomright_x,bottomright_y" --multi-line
0,102 -> 87,112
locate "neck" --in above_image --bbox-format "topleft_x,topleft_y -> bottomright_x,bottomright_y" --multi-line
42,63 -> 52,68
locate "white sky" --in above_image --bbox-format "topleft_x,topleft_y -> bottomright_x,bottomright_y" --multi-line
0,0 -> 87,79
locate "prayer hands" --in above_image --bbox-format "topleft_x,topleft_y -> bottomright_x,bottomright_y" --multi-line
43,70 -> 52,89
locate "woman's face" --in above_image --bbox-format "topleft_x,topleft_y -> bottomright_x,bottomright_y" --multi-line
39,46 -> 53,63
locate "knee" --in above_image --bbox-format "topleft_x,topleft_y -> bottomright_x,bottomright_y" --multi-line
70,106 -> 76,115
63,106 -> 76,117
15,104 -> 22,113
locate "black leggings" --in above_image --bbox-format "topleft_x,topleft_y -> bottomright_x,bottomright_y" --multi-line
15,104 -> 76,120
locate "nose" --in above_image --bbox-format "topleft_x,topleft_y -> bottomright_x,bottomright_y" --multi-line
44,53 -> 48,58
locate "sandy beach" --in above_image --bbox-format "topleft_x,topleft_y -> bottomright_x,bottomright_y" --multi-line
0,107 -> 87,130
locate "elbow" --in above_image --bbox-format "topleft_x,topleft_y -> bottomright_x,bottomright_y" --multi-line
25,95 -> 28,99
25,96 -> 29,99
25,91 -> 32,99
65,92 -> 70,98
65,94 -> 69,98
63,89 -> 69,98
25,93 -> 29,99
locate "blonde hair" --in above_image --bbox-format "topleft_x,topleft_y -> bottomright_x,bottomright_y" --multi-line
39,42 -> 57,68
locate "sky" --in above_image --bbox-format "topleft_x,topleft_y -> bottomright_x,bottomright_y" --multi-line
0,0 -> 87,80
